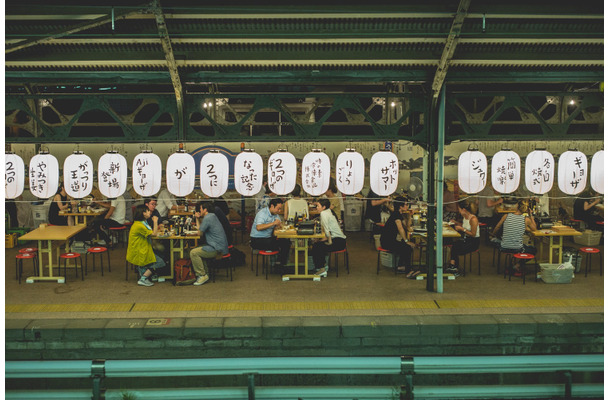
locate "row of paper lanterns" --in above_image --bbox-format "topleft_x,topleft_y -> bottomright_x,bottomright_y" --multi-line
5,148 -> 603,200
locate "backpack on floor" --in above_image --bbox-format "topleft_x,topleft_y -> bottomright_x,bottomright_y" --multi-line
174,258 -> 196,286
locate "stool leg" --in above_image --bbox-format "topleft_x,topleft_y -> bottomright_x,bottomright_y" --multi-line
335,253 -> 339,277
599,252 -> 603,276
79,257 -> 84,281
377,252 -> 380,275
16,259 -> 20,284
345,251 -> 349,274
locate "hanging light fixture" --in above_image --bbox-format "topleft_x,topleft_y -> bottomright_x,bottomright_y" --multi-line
63,151 -> 93,199
302,149 -> 331,196
336,148 -> 365,195
590,150 -> 604,194
457,146 -> 487,194
268,149 -> 297,196
166,149 -> 195,197
524,148 -> 554,195
234,149 -> 263,197
491,149 -> 520,194
132,150 -> 162,197
98,151 -> 128,199
200,150 -> 229,197
369,150 -> 399,196
557,149 -> 588,195
5,152 -> 24,199
29,150 -> 59,199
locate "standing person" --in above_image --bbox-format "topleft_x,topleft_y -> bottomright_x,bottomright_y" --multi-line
573,190 -> 603,230
380,196 -> 417,278
254,176 -> 272,214
443,181 -> 458,222
284,184 -> 309,222
250,198 -> 291,267
364,189 -> 391,234
92,194 -> 126,247
311,198 -> 347,275
477,185 -> 503,229
446,200 -> 480,275
321,178 -> 343,223
48,185 -> 72,226
189,201 -> 229,286
126,204 -> 166,287
156,187 -> 178,219
492,200 -> 537,276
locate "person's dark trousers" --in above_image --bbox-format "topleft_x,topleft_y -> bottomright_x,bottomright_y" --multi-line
381,239 -> 413,268
450,237 -> 480,267
92,218 -> 123,246
251,236 -> 291,265
312,237 -> 346,269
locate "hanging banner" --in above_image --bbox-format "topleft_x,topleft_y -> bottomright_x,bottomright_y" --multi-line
369,151 -> 399,196
491,150 -> 520,194
5,153 -> 25,199
302,151 -> 331,196
524,150 -> 554,195
590,150 -> 604,194
558,150 -> 587,195
63,153 -> 93,199
133,152 -> 162,197
167,152 -> 195,197
98,152 -> 128,199
200,152 -> 229,197
336,150 -> 365,195
29,153 -> 59,199
234,151 -> 263,196
458,150 -> 487,194
268,151 -> 297,196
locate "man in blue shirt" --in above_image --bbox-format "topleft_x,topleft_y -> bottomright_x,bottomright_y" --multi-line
190,201 -> 229,286
250,198 -> 290,267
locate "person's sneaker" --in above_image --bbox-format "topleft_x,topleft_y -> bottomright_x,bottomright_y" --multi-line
138,278 -> 153,287
151,274 -> 159,282
193,275 -> 209,286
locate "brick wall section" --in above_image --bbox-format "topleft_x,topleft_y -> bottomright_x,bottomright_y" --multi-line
5,313 -> 603,361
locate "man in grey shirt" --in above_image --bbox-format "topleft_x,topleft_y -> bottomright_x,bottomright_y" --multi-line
190,201 -> 229,286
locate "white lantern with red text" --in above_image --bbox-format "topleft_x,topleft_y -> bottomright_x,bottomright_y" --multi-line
302,150 -> 331,196
458,150 -> 487,194
590,150 -> 604,194
200,151 -> 229,197
234,151 -> 263,196
166,152 -> 195,197
491,150 -> 521,194
268,151 -> 297,196
63,152 -> 93,199
5,153 -> 25,199
370,151 -> 399,196
132,152 -> 162,197
524,149 -> 554,195
29,152 -> 59,199
558,150 -> 587,195
336,150 -> 365,195
98,152 -> 128,198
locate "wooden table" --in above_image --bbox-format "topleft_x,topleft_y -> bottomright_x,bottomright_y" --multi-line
274,228 -> 326,281
168,209 -> 194,217
59,208 -> 105,225
19,225 -> 87,283
152,233 -> 199,282
530,227 -> 582,264
496,205 -> 518,214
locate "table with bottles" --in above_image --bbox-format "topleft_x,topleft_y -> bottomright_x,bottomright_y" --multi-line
274,224 -> 326,281
152,217 -> 199,282
58,205 -> 106,225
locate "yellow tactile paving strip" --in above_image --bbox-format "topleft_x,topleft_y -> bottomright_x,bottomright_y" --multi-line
5,298 -> 602,313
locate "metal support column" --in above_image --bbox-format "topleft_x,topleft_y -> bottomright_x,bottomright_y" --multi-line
435,85 -> 447,293
425,97 -> 437,292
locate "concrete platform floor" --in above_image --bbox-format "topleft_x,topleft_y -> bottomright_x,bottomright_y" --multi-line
5,231 -> 604,320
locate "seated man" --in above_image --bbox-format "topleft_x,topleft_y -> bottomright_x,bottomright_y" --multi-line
380,196 -> 417,277
250,197 -> 291,267
92,194 -> 126,247
311,198 -> 347,276
190,201 -> 229,286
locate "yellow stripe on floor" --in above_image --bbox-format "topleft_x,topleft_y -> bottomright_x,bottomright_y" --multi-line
436,298 -> 603,309
6,303 -> 132,313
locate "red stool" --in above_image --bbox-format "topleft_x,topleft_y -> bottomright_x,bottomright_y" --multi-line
108,225 -> 128,248
257,250 -> 279,280
210,253 -> 233,282
459,248 -> 481,276
579,247 -> 602,277
59,252 -> 83,281
18,247 -> 39,274
510,253 -> 536,284
570,219 -> 584,230
478,222 -> 489,243
15,253 -> 37,284
330,247 -> 349,277
85,246 -> 111,276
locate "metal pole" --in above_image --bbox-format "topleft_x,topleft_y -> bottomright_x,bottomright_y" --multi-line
425,98 -> 437,292
247,373 -> 256,400
435,85 -> 446,293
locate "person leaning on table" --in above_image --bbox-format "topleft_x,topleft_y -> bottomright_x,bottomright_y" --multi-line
311,198 -> 347,275
250,197 -> 291,268
126,204 -> 166,287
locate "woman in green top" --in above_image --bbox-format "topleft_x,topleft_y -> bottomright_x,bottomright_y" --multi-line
126,204 -> 166,286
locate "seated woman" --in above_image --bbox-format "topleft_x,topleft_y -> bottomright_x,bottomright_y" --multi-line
311,198 -> 346,276
126,204 -> 166,287
446,199 -> 479,274
573,190 -> 603,230
284,184 -> 309,222
492,200 -> 537,276
380,196 -> 418,278
47,185 -> 72,226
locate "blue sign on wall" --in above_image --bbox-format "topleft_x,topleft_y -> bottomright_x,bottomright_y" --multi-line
190,145 -> 239,190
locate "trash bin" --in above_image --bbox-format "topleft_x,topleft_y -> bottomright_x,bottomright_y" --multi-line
31,204 -> 49,227
344,198 -> 363,232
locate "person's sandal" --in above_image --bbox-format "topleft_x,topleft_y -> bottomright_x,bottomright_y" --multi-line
409,271 -> 421,279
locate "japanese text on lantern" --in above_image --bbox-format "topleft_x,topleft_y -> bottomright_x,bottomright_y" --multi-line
269,158 -> 285,191
531,157 -> 552,187
135,157 -> 149,191
30,161 -> 47,195
337,159 -> 353,186
100,161 -> 121,190
69,160 -> 90,192
205,164 -> 218,187
380,159 -> 398,191
240,159 -> 257,192
495,155 -> 517,186
174,165 -> 189,180
570,155 -> 585,189
6,160 -> 15,186
303,157 -> 323,191
471,156 -> 486,183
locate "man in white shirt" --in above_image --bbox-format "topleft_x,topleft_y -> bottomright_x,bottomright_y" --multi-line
311,198 -> 347,276
156,188 -> 178,219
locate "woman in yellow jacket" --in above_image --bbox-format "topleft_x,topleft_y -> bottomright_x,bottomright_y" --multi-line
126,204 -> 166,286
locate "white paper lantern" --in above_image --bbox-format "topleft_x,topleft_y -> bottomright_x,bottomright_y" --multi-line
166,152 -> 195,197
558,150 -> 588,195
268,151 -> 297,196
458,150 -> 487,194
200,152 -> 229,197
98,152 -> 128,199
302,150 -> 331,196
370,151 -> 399,196
63,152 -> 93,199
491,150 -> 521,194
590,150 -> 604,194
132,152 -> 162,197
336,150 -> 365,195
5,153 -> 25,199
234,151 -> 263,196
524,150 -> 554,195
29,153 -> 59,199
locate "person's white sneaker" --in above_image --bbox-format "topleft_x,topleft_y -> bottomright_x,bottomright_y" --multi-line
193,275 -> 209,286
138,278 -> 153,287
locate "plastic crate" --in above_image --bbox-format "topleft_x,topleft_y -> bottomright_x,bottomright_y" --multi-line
5,233 -> 18,249
379,250 -> 398,269
573,230 -> 602,246
539,263 -> 574,284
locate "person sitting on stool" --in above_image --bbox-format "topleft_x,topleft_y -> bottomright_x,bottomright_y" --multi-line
190,201 -> 229,286
250,198 -> 291,268
446,199 -> 480,275
380,196 -> 417,278
311,198 -> 347,275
